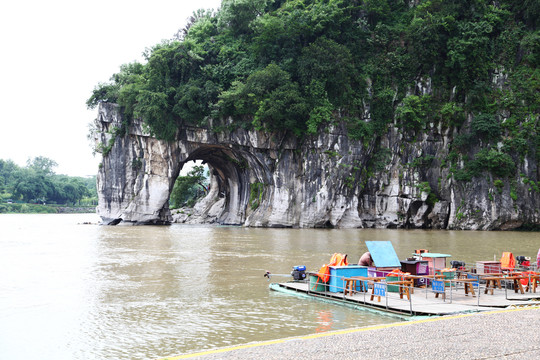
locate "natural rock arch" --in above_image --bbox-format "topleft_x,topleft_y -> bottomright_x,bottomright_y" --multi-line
176,144 -> 274,225
94,103 -> 539,229
95,103 -> 290,226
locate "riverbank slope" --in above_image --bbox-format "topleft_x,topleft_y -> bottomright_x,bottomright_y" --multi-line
161,306 -> 540,360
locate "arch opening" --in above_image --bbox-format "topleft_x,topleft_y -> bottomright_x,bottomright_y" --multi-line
169,145 -> 256,225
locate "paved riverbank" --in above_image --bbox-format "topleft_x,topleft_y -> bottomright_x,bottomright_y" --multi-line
161,306 -> 540,360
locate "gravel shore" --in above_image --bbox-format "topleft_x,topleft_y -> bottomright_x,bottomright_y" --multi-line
167,306 -> 540,360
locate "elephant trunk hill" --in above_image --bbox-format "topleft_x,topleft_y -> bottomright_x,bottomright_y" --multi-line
94,102 -> 538,229
90,1 -> 539,229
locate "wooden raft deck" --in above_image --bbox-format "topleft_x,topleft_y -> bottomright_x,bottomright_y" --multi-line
271,281 -> 540,316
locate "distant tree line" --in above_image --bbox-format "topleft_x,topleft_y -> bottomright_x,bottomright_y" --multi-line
0,157 -> 97,206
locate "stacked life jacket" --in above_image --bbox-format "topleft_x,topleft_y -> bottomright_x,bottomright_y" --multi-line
316,253 -> 348,283
500,252 -> 515,271
386,268 -> 411,280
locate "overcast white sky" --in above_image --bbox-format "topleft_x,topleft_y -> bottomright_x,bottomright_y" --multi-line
0,0 -> 221,177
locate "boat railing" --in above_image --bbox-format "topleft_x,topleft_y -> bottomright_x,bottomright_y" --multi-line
302,267 -> 540,315
307,271 -> 417,314
451,260 -> 538,275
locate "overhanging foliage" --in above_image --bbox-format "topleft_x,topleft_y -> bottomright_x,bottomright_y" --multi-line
88,0 -> 539,181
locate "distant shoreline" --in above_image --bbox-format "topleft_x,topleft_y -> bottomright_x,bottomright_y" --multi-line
0,203 -> 96,214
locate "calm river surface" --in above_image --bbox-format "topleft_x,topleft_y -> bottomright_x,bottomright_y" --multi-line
0,214 -> 538,359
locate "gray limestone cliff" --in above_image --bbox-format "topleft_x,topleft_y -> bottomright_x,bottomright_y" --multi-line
93,102 -> 539,230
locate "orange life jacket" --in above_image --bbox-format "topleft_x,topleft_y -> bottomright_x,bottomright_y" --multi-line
328,253 -> 348,267
500,252 -> 515,270
387,268 -> 410,280
317,264 -> 331,283
317,253 -> 348,283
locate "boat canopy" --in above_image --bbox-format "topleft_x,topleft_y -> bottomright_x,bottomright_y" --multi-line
420,253 -> 452,258
365,241 -> 401,267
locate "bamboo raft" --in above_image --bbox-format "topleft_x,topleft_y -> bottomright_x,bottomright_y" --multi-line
271,278 -> 540,316
275,243 -> 540,316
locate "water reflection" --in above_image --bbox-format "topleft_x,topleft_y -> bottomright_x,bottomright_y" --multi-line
315,310 -> 334,333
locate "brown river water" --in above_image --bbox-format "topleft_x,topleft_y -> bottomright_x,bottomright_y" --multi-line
0,214 -> 538,360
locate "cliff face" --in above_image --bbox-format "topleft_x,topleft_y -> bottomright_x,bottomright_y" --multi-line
95,102 -> 539,229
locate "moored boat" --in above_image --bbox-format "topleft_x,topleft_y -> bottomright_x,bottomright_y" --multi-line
270,242 -> 540,316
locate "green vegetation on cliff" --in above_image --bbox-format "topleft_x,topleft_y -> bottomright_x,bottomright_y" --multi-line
88,0 -> 539,180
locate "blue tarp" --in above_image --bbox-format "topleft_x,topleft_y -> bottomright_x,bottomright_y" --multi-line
365,241 -> 401,268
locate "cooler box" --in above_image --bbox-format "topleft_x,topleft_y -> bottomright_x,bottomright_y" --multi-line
328,265 -> 368,293
476,261 -> 501,274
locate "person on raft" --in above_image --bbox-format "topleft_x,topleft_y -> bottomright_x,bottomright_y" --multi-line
358,251 -> 373,267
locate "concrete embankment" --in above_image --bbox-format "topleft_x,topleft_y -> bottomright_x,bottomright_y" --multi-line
161,306 -> 540,360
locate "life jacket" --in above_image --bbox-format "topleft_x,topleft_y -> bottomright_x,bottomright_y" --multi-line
328,253 -> 348,267
386,268 -> 410,280
317,253 -> 348,283
500,252 -> 515,271
317,264 -> 330,283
